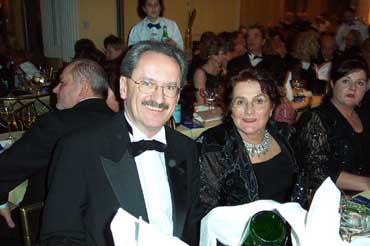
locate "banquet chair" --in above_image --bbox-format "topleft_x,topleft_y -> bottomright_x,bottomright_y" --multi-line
19,202 -> 44,246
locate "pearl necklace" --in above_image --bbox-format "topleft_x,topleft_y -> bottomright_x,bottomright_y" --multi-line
244,130 -> 270,157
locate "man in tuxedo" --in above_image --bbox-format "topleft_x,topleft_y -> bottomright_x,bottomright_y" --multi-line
41,41 -> 200,245
227,24 -> 285,79
0,59 -> 113,244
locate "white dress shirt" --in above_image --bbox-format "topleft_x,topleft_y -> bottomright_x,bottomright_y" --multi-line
336,20 -> 369,51
248,53 -> 263,67
128,17 -> 184,50
125,113 -> 173,236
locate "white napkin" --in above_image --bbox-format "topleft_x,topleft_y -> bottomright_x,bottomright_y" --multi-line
284,71 -> 294,101
0,139 -> 13,154
303,178 -> 344,245
200,200 -> 306,246
316,62 -> 332,81
200,178 -> 370,246
111,208 -> 188,246
19,61 -> 40,80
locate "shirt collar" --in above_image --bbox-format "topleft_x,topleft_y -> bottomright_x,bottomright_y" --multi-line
144,16 -> 161,24
301,61 -> 310,70
79,96 -> 101,103
124,112 -> 166,144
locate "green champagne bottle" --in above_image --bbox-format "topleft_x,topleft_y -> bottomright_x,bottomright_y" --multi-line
161,25 -> 168,42
242,210 -> 286,246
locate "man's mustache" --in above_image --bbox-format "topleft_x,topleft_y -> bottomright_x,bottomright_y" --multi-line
142,100 -> 169,110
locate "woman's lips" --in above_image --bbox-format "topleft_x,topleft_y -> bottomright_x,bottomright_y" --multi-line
346,93 -> 355,98
242,118 -> 257,123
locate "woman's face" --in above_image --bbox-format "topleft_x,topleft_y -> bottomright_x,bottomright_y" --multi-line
331,69 -> 368,108
231,80 -> 273,142
209,50 -> 226,68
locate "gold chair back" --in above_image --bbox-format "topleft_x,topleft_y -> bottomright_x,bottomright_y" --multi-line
19,202 -> 44,246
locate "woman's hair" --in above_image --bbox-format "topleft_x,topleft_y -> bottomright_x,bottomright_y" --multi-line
137,0 -> 164,18
291,30 -> 319,61
323,57 -> 369,101
224,67 -> 278,121
330,57 -> 369,84
199,37 -> 226,60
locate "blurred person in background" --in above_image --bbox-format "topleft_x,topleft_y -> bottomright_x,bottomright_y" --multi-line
128,0 -> 183,49
103,35 -> 126,112
193,37 -> 226,104
336,7 -> 369,51
314,33 -> 340,66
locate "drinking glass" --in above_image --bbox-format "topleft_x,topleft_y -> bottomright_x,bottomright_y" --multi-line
200,89 -> 216,111
0,105 -> 16,141
22,106 -> 37,129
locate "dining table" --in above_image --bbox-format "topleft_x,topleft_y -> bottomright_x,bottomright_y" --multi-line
0,131 -> 27,205
0,90 -> 52,116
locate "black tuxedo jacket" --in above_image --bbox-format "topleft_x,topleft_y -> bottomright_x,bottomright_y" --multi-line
40,113 -> 200,246
226,53 -> 286,81
0,99 -> 114,205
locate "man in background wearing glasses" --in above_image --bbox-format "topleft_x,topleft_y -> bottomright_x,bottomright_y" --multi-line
40,41 -> 200,246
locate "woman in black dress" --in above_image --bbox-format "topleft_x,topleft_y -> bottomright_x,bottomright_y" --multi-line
295,57 -> 370,193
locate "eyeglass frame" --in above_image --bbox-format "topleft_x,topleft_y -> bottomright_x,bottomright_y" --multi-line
231,94 -> 271,111
127,77 -> 182,98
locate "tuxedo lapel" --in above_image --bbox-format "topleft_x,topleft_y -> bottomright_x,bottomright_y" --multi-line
100,113 -> 148,222
164,128 -> 188,237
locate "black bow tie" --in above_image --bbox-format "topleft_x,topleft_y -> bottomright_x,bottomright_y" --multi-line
124,116 -> 166,157
251,54 -> 263,60
147,23 -> 161,29
131,140 -> 167,157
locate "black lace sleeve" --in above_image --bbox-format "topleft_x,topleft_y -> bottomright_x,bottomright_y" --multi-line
198,150 -> 227,216
295,111 -> 340,191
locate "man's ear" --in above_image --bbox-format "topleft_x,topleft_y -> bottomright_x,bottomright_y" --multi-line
330,80 -> 334,89
79,79 -> 91,98
120,76 -> 128,100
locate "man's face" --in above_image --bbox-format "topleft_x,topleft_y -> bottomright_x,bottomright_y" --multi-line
320,36 -> 336,60
52,66 -> 82,110
105,45 -> 122,61
143,0 -> 161,22
344,11 -> 354,24
120,51 -> 181,137
247,28 -> 264,55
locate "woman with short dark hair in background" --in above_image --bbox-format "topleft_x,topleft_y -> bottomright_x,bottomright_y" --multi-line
193,37 -> 226,104
295,57 -> 370,193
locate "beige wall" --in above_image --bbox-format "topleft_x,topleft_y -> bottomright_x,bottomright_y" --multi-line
240,0 -> 285,27
239,0 -> 334,27
124,0 -> 239,43
78,0 -> 117,49
356,0 -> 370,25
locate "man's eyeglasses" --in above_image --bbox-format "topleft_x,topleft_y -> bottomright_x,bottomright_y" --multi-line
128,78 -> 181,98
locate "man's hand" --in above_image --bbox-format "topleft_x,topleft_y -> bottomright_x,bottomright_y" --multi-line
0,202 -> 16,228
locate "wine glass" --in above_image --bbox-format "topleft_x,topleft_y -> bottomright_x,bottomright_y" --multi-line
22,106 -> 37,129
0,105 -> 16,141
201,89 -> 216,111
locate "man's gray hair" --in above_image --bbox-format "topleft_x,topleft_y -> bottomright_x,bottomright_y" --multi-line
69,59 -> 109,98
120,41 -> 187,87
